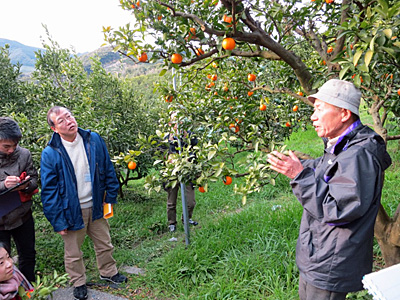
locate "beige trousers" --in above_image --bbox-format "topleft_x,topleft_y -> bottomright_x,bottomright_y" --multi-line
61,207 -> 117,286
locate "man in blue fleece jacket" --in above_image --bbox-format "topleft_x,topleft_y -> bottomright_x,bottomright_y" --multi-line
40,106 -> 127,300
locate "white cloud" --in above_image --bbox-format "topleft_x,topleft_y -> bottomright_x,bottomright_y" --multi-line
0,0 -> 134,52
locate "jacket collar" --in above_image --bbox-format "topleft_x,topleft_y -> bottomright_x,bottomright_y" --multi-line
48,128 -> 91,148
330,120 -> 362,155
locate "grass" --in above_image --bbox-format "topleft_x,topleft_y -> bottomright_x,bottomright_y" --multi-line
29,119 -> 400,299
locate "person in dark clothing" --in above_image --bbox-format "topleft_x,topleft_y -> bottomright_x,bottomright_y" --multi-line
267,79 -> 391,300
164,112 -> 198,233
0,117 -> 38,283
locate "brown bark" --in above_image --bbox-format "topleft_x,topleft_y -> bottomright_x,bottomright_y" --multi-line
369,98 -> 388,141
370,98 -> 400,266
375,205 -> 400,266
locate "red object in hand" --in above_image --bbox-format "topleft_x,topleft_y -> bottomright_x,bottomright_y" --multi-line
19,172 -> 27,180
18,172 -> 38,203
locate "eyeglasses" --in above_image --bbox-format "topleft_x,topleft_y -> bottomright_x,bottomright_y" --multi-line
55,113 -> 75,125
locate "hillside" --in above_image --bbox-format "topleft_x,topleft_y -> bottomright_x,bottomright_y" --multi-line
0,38 -> 42,73
80,46 -> 162,77
0,38 -> 162,78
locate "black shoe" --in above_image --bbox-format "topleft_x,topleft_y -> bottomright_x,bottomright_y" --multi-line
73,285 -> 88,300
168,224 -> 176,232
182,219 -> 199,226
189,219 -> 198,226
100,272 -> 127,284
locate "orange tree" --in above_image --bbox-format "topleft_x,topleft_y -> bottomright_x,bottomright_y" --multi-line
106,0 -> 400,264
135,57 -> 306,205
1,38 -> 162,197
0,45 -> 24,108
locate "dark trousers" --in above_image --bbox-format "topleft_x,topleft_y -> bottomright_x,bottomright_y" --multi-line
167,183 -> 196,225
299,275 -> 348,300
0,214 -> 36,282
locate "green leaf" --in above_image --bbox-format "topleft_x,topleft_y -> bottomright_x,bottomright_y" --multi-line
388,2 -> 400,18
376,34 -> 386,46
369,35 -> 377,51
377,0 -> 389,12
353,74 -> 361,87
358,64 -> 368,72
113,45 -> 122,52
242,195 -> 247,205
159,69 -> 168,76
208,150 -> 217,160
339,64 -> 352,79
383,29 -> 392,39
336,30 -> 353,40
364,50 -> 373,68
382,46 -> 396,58
366,6 -> 372,19
375,7 -> 388,18
360,21 -> 368,29
214,168 -> 222,177
363,74 -> 371,86
393,41 -> 400,48
353,50 -> 363,66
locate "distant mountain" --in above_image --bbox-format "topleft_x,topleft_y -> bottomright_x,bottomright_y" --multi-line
0,38 -> 43,73
80,46 -> 162,77
1,38 -> 161,78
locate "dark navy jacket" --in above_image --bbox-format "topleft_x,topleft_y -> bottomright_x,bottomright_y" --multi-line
291,123 -> 391,292
40,128 -> 119,232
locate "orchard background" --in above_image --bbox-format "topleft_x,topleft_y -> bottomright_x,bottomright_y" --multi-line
1,0 -> 400,298
105,0 -> 400,265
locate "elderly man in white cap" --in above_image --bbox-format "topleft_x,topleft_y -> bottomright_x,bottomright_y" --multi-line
267,79 -> 392,300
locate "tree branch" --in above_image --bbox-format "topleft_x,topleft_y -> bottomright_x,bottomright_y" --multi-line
159,1 -> 315,94
332,0 -> 351,57
253,85 -> 314,106
386,135 -> 400,141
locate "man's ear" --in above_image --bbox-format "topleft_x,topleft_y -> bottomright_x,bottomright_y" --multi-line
50,126 -> 57,133
341,109 -> 352,122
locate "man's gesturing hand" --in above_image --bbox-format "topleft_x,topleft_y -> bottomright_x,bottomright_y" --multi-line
267,150 -> 304,179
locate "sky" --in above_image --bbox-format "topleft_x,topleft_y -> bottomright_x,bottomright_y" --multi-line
0,0 -> 135,53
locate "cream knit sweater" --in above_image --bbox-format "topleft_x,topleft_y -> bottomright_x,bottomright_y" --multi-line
61,133 -> 93,208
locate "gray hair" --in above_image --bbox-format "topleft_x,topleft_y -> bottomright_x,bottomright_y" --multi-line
0,117 -> 22,142
47,106 -> 72,127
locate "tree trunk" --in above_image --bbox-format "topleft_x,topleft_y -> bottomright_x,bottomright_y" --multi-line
374,205 -> 400,266
370,99 -> 400,266
369,100 -> 387,141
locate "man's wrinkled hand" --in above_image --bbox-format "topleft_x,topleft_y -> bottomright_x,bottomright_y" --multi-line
267,150 -> 304,179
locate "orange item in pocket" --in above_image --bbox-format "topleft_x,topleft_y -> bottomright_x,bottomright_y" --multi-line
103,203 -> 113,219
